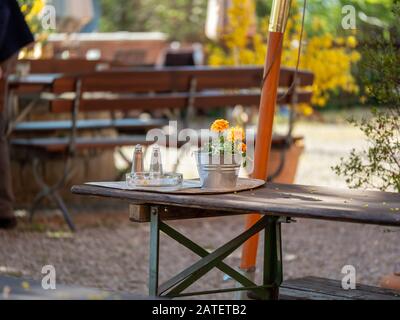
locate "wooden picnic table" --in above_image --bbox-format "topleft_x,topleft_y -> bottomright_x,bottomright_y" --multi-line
71,182 -> 400,299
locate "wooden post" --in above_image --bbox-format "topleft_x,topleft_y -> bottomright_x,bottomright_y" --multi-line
240,0 -> 292,275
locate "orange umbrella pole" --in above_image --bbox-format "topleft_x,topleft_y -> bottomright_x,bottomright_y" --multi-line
240,0 -> 291,272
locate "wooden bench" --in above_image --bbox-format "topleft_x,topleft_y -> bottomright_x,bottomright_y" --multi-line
280,277 -> 400,300
9,58 -> 130,97
47,66 -> 312,112
3,273 -> 397,300
14,58 -> 122,74
0,275 -> 154,300
9,66 -> 314,230
12,118 -> 166,135
11,66 -> 313,154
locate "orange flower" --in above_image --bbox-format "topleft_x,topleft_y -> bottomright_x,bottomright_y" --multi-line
211,119 -> 229,133
240,142 -> 247,153
227,126 -> 245,142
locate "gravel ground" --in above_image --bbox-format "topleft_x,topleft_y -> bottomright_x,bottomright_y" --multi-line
1,121 -> 399,299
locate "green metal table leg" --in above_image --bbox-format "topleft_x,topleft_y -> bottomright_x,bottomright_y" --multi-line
149,207 -> 160,296
263,216 -> 283,300
161,216 -> 269,297
145,209 -> 282,299
159,221 -> 264,297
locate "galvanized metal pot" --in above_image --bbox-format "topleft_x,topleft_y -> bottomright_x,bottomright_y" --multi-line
194,151 -> 242,189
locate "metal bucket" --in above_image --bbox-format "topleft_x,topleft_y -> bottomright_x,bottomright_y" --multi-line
194,151 -> 241,189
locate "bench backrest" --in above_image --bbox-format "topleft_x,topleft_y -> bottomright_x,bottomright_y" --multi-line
50,66 -> 314,114
16,59 -> 114,74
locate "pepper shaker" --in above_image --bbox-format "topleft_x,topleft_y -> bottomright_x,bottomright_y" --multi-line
131,144 -> 144,173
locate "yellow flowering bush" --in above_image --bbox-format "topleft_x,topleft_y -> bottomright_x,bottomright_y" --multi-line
282,6 -> 360,110
208,0 -> 361,112
208,0 -> 265,66
19,0 -> 45,34
18,0 -> 48,58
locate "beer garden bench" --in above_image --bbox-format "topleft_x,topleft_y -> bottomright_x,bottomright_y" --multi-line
0,275 -> 152,300
7,66 -> 313,230
1,273 -> 398,300
14,58 -> 130,74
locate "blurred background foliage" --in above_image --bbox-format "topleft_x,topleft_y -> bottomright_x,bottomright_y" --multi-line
99,0 -> 398,111
19,0 -> 399,110
18,0 -> 45,34
333,0 -> 400,192
208,0 -> 360,113
18,0 -> 46,58
99,0 -> 208,42
256,0 -> 395,38
98,0 -> 396,42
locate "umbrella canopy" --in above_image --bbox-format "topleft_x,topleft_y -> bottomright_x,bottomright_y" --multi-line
48,0 -> 94,33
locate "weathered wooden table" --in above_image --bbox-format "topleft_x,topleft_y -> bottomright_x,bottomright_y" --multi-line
71,182 -> 400,299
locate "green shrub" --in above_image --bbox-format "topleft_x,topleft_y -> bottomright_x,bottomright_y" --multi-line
333,1 -> 400,192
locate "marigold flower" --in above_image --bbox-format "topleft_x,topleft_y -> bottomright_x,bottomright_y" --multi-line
228,126 -> 245,142
240,143 -> 247,153
211,119 -> 229,133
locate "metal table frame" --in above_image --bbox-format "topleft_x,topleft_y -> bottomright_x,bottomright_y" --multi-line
147,205 -> 283,299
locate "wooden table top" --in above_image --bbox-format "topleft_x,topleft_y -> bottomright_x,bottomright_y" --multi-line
71,182 -> 400,227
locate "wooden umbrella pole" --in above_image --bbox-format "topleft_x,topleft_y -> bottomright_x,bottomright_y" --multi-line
240,0 -> 292,273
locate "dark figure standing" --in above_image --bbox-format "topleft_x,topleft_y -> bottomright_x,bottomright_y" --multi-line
0,0 -> 34,229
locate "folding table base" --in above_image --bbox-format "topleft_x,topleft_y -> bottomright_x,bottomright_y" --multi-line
30,157 -> 76,232
147,206 -> 282,299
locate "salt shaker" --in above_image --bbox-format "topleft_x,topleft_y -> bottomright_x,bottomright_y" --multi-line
131,144 -> 144,173
150,145 -> 163,176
